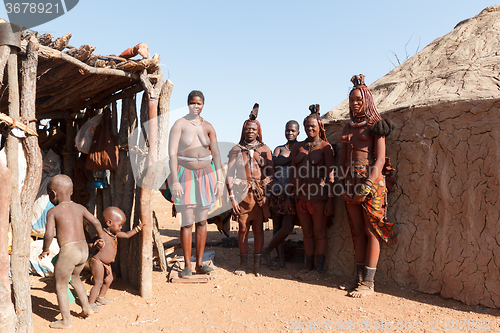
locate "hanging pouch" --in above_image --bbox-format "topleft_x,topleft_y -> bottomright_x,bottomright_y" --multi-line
85,109 -> 119,170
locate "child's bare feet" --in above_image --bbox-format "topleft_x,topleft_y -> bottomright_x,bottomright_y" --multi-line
80,306 -> 94,317
49,319 -> 72,329
90,303 -> 102,313
96,296 -> 113,306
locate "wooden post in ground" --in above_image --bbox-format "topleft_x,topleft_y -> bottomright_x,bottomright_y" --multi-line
0,160 -> 14,333
63,116 -> 77,176
116,96 -> 138,282
138,69 -> 164,298
19,36 -> 42,308
7,41 -> 33,333
0,43 -> 15,333
155,79 -> 173,183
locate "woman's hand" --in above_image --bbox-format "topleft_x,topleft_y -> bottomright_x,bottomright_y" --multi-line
171,182 -> 184,200
257,196 -> 267,207
214,182 -> 224,200
342,192 -> 366,205
231,199 -> 241,217
284,198 -> 294,212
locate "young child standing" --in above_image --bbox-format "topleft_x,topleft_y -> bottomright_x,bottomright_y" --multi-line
39,174 -> 106,329
88,207 -> 143,311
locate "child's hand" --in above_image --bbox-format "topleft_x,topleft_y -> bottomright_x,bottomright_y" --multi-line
39,251 -> 50,260
138,219 -> 144,229
94,239 -> 105,249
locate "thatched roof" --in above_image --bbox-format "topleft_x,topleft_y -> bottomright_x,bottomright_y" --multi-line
0,23 -> 160,118
323,5 -> 500,123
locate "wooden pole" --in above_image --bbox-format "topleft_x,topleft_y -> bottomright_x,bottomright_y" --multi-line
138,69 -> 164,298
0,44 -> 15,333
116,96 -> 137,282
63,116 -> 77,176
18,35 -> 41,332
157,79 -> 173,162
14,34 -> 41,333
0,160 -> 14,333
7,44 -> 33,333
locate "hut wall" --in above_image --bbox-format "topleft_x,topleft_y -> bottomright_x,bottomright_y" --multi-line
325,99 -> 500,308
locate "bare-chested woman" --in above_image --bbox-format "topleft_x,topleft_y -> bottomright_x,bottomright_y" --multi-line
340,75 -> 396,297
289,105 -> 335,280
168,90 -> 224,278
263,120 -> 300,270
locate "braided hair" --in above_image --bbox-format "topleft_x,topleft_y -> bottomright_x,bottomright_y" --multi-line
349,75 -> 382,124
303,104 -> 327,142
349,75 -> 393,137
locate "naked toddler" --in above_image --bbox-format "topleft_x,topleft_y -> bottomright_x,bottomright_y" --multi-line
88,207 -> 143,311
40,174 -> 106,329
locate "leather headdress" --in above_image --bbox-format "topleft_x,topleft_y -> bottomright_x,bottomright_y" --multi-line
309,104 -> 320,115
249,103 -> 259,120
350,74 -> 365,87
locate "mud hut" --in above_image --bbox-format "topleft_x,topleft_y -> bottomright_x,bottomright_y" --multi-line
0,20 -> 172,332
322,5 -> 500,308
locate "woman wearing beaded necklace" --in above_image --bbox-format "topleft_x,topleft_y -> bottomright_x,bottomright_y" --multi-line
227,104 -> 273,277
168,90 -> 224,278
289,105 -> 335,280
339,75 -> 396,297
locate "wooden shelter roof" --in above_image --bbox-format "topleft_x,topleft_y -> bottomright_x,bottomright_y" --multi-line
0,26 -> 160,119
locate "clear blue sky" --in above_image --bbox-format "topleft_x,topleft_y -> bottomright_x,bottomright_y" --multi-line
1,1 -> 495,150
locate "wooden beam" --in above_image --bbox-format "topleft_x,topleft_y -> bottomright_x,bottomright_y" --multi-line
0,49 -> 15,333
0,113 -> 38,136
7,44 -> 33,332
157,79 -> 173,162
18,35 -> 42,333
40,77 -> 135,113
36,44 -> 140,79
116,96 -> 138,282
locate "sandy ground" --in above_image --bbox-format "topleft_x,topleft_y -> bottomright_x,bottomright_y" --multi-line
31,192 -> 500,332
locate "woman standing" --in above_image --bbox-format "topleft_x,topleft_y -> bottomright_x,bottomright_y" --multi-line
227,104 -> 273,277
340,75 -> 396,297
289,105 -> 335,279
168,90 -> 224,278
263,120 -> 300,270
